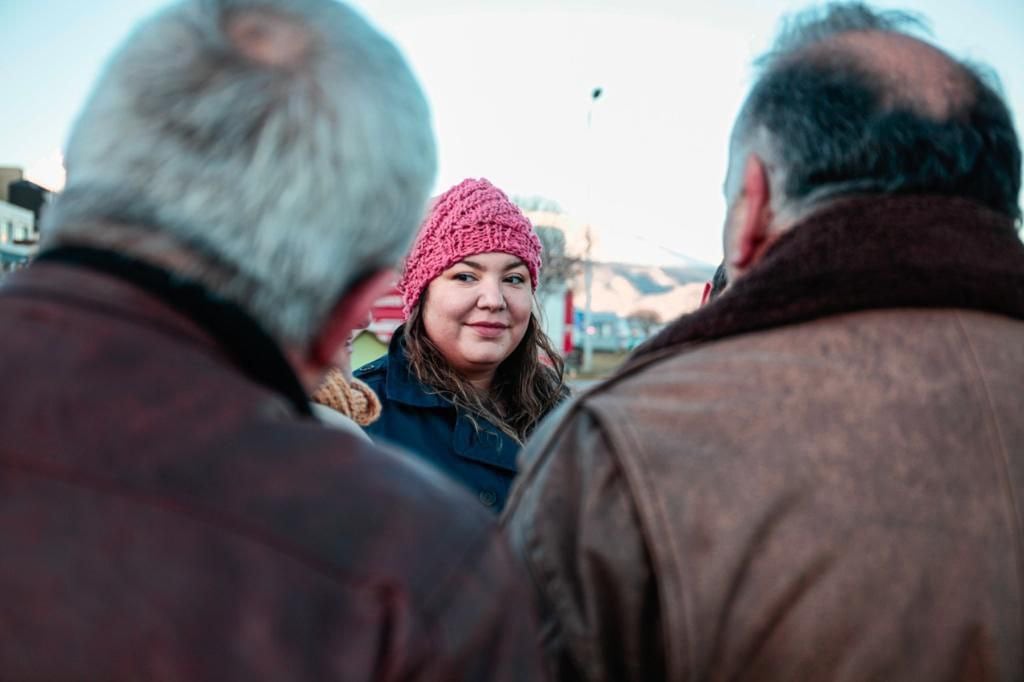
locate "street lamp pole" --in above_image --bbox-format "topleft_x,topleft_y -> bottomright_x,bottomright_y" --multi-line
582,86 -> 602,374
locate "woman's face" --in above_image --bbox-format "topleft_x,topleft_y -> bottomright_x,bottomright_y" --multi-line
422,252 -> 533,386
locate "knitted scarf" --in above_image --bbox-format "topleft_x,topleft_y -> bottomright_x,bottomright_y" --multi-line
312,368 -> 382,426
624,194 -> 1024,371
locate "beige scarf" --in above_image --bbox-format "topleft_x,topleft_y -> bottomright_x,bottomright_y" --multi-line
311,368 -> 382,426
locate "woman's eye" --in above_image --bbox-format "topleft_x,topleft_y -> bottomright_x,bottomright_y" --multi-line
454,273 -> 476,282
505,274 -> 526,285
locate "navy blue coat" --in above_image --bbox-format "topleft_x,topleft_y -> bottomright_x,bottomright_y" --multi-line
355,328 -> 522,512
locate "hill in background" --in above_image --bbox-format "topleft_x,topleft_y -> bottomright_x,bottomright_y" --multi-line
576,260 -> 715,324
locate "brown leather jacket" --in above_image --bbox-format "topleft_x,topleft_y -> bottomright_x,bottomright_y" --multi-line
0,249 -> 546,681
504,196 -> 1024,681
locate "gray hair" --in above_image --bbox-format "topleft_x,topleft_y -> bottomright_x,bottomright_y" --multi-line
45,0 -> 437,345
734,2 -> 1021,220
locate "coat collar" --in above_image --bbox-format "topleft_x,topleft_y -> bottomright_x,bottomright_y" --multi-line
34,245 -> 314,417
625,194 -> 1024,371
382,325 -> 521,472
383,325 -> 450,408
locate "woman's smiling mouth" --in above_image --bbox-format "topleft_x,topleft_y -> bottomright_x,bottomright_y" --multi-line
467,321 -> 510,338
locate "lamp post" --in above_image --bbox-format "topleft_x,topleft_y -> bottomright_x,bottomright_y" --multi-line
582,86 -> 602,374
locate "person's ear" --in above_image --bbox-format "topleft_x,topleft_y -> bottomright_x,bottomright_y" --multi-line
728,154 -> 774,272
308,268 -> 395,369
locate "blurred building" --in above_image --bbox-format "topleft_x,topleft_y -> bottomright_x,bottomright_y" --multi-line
0,201 -> 34,244
8,179 -> 50,223
0,169 -> 44,277
351,283 -> 404,370
0,201 -> 38,276
0,168 -> 23,202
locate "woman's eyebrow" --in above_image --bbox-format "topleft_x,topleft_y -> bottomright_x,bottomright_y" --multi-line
503,259 -> 527,271
456,258 -> 526,271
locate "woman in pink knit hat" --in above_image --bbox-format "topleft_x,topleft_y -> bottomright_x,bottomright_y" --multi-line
355,178 -> 568,512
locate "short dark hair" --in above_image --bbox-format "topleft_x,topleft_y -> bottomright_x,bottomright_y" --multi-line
709,263 -> 728,300
737,3 -> 1021,220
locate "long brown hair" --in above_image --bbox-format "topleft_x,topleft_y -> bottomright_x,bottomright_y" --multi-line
403,298 -> 568,443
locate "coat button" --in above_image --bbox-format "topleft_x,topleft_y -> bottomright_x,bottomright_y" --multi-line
478,489 -> 498,508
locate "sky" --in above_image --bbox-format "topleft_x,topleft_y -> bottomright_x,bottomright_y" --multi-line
2,0 -> 1022,266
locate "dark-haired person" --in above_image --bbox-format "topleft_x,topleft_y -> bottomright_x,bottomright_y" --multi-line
699,262 -> 729,306
504,3 -> 1024,680
357,178 -> 568,513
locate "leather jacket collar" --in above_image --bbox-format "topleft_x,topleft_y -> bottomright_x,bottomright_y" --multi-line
35,245 -> 314,417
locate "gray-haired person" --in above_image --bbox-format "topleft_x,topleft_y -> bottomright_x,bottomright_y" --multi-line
0,1 -> 545,679
505,3 -> 1024,680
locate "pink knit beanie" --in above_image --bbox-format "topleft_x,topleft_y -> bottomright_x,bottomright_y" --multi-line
399,178 -> 543,317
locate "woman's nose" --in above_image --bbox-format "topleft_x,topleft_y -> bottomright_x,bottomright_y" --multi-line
477,280 -> 507,310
